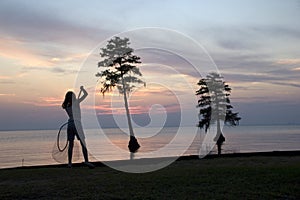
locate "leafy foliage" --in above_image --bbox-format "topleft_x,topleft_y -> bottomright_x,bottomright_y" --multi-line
96,37 -> 144,95
196,72 -> 241,132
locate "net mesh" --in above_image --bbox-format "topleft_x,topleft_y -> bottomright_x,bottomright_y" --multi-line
52,123 -> 81,163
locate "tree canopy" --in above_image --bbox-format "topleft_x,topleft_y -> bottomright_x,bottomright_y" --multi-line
196,72 -> 241,132
96,36 -> 144,95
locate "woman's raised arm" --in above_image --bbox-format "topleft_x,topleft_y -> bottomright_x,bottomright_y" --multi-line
78,86 -> 88,103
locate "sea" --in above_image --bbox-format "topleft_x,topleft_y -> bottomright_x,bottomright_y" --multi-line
0,125 -> 299,169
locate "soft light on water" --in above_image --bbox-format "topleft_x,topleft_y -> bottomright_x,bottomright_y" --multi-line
0,125 -> 299,169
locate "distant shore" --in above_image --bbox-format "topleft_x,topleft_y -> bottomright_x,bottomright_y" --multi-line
3,150 -> 300,170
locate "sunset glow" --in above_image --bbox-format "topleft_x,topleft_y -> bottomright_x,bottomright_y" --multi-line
0,0 -> 300,130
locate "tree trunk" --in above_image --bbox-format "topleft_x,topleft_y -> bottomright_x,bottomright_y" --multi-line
216,100 -> 224,155
121,76 -> 140,153
216,119 -> 222,155
216,132 -> 225,156
217,143 -> 222,155
217,119 -> 221,137
121,76 -> 134,137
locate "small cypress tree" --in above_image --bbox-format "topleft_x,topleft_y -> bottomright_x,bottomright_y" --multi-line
196,72 -> 241,155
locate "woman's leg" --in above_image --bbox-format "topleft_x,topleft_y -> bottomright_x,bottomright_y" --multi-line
68,140 -> 74,166
80,139 -> 89,162
80,139 -> 95,168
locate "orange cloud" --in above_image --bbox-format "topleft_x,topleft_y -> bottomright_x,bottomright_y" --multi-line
86,104 -> 149,115
88,100 -> 181,116
0,93 -> 16,96
0,75 -> 10,79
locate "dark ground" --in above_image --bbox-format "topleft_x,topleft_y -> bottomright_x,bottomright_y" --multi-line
1,152 -> 300,200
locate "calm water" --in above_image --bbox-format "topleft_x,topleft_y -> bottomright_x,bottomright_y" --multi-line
0,125 -> 299,169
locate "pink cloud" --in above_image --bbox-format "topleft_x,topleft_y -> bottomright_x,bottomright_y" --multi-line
276,58 -> 300,65
22,97 -> 62,107
0,38 -> 52,66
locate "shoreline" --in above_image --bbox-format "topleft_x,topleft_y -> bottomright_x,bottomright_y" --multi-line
1,124 -> 300,132
3,150 -> 300,170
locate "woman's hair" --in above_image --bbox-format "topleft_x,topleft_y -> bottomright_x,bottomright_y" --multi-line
62,91 -> 76,109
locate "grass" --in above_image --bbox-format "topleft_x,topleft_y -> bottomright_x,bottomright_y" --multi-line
0,155 -> 300,199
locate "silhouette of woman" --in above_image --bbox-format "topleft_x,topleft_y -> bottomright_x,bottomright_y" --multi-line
62,86 -> 94,168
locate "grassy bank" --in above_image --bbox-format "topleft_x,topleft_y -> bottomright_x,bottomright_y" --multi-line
1,155 -> 300,199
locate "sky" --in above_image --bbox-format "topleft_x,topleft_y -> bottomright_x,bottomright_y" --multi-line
0,0 -> 300,130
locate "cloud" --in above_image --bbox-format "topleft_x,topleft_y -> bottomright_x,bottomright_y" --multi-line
249,25 -> 300,40
0,93 -> 16,96
0,36 -> 93,68
0,80 -> 15,84
276,59 -> 300,65
196,25 -> 300,55
0,75 -> 16,84
292,67 -> 300,71
22,96 -> 62,107
209,48 -> 300,89
217,39 -> 253,51
21,66 -> 79,75
0,1 -> 113,68
0,1 -> 111,46
269,81 -> 300,88
223,70 -> 300,89
0,75 -> 10,79
0,38 -> 53,66
94,103 -> 181,116
223,72 -> 283,83
51,67 -> 66,73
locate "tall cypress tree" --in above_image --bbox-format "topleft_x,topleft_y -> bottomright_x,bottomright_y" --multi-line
96,36 -> 144,153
